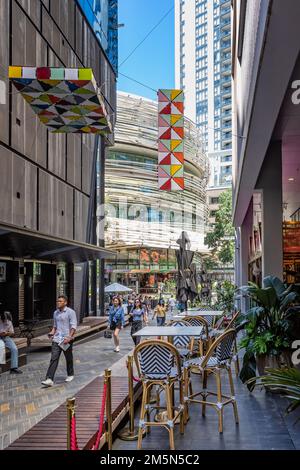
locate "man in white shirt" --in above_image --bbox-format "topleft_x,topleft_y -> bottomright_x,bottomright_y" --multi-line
0,311 -> 23,374
41,295 -> 77,387
168,295 -> 176,315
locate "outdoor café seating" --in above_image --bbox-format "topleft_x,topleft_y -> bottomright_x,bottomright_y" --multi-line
183,329 -> 239,433
209,311 -> 241,376
133,339 -> 185,450
168,320 -> 194,359
183,316 -> 211,356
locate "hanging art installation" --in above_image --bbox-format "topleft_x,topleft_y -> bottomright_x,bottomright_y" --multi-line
9,66 -> 112,135
158,89 -> 184,191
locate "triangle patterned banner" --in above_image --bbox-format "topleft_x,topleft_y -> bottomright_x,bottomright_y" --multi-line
9,66 -> 112,134
158,89 -> 184,191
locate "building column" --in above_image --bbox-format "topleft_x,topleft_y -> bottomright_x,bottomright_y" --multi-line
235,201 -> 253,312
256,141 -> 283,280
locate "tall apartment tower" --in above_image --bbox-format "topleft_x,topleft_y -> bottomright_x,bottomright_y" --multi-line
175,0 -> 232,224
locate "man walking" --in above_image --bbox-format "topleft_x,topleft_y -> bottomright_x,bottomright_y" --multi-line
42,295 -> 77,387
167,295 -> 176,316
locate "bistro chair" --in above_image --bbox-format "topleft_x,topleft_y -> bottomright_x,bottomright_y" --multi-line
183,316 -> 210,356
183,329 -> 239,433
168,320 -> 194,359
133,339 -> 185,450
210,311 -> 241,376
196,306 -> 217,328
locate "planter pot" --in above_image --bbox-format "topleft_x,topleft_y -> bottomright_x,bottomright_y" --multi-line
256,354 -> 281,376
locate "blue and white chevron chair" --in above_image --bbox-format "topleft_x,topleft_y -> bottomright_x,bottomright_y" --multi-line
133,339 -> 185,450
209,311 -> 241,376
168,320 -> 194,359
183,329 -> 239,433
183,316 -> 210,355
196,306 -> 217,329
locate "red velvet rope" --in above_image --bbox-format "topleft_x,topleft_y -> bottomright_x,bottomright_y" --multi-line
70,415 -> 79,451
92,382 -> 108,451
126,360 -> 141,383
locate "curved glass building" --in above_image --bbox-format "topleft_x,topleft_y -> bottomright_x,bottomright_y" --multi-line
105,92 -> 209,292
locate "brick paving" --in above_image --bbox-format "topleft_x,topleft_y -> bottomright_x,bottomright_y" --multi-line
0,325 -> 135,449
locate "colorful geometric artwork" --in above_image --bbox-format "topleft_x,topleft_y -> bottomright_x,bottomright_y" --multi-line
9,67 -> 112,134
158,89 -> 184,191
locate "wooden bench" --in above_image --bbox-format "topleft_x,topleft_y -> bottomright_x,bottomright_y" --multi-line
0,337 -> 27,373
7,375 -> 142,450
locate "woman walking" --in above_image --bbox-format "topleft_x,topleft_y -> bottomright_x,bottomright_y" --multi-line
108,297 -> 125,352
152,299 -> 167,326
129,299 -> 145,346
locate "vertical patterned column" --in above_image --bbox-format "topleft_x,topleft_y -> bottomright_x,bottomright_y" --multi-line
158,89 -> 184,191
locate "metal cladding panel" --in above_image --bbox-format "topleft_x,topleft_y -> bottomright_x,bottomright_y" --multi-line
158,89 -> 184,191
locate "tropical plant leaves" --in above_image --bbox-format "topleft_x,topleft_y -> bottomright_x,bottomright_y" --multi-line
248,368 -> 300,420
239,351 -> 257,391
263,276 -> 286,297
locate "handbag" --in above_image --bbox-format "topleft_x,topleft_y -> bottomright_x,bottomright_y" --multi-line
104,328 -> 113,339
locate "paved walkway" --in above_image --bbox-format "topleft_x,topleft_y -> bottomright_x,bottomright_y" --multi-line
0,326 -> 135,449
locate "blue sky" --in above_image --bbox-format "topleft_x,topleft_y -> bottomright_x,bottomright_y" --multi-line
117,0 -> 175,100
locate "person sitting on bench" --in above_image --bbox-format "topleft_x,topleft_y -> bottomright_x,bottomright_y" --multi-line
0,310 -> 23,374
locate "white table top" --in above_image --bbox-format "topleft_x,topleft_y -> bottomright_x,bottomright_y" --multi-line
174,310 -> 223,319
132,326 -> 203,337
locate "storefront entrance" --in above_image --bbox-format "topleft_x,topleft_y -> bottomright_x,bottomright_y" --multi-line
24,262 -> 56,321
0,260 -> 19,325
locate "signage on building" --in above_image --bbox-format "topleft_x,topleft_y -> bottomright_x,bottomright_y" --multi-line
158,89 -> 184,191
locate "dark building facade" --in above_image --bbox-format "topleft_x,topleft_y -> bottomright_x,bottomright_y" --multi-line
0,0 -> 117,327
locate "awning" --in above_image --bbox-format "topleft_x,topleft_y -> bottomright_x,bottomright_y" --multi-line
0,223 -> 115,263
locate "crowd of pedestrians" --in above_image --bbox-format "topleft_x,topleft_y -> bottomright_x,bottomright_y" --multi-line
107,293 -> 180,351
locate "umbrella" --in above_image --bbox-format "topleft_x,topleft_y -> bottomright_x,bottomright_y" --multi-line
175,232 -> 199,306
104,283 -> 133,293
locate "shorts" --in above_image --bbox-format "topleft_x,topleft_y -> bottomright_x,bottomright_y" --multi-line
110,321 -> 122,331
157,317 -> 165,326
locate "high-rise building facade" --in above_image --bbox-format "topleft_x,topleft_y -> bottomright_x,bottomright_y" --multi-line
175,0 -> 232,195
104,92 -> 209,293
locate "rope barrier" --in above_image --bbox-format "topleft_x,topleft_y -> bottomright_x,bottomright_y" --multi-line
126,360 -> 141,383
92,382 -> 108,450
70,415 -> 79,451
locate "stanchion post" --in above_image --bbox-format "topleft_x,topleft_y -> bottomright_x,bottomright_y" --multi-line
66,397 -> 76,450
118,355 -> 143,441
128,356 -> 135,434
105,369 -> 113,450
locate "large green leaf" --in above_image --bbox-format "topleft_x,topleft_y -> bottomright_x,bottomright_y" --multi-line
263,276 -> 286,297
239,351 -> 257,391
280,292 -> 299,312
255,287 -> 277,309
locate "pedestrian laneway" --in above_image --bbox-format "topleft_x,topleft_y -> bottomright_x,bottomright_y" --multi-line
0,326 -> 134,450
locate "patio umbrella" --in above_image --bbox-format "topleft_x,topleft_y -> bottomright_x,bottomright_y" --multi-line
175,232 -> 199,307
104,283 -> 133,293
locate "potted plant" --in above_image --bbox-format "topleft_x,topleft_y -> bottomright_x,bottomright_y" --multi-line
237,276 -> 300,391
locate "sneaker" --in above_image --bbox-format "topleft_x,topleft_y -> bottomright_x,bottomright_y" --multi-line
41,378 -> 54,387
65,376 -> 74,383
114,346 -> 120,353
10,368 -> 23,375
